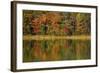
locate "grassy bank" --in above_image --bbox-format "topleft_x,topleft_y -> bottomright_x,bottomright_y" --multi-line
23,35 -> 91,40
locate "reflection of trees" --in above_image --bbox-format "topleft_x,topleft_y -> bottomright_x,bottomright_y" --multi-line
23,40 -> 91,62
23,40 -> 34,62
75,40 -> 91,59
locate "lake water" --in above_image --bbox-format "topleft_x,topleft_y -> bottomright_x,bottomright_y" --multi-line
23,39 -> 91,62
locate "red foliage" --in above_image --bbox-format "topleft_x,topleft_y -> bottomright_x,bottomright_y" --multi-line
64,26 -> 69,33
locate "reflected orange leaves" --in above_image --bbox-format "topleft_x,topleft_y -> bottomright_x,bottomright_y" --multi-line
31,41 -> 68,61
31,41 -> 59,61
23,40 -> 91,62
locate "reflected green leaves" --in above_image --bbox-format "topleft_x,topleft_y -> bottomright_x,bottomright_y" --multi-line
23,40 -> 91,62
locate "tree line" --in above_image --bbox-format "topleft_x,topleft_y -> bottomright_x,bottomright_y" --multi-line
23,10 -> 91,36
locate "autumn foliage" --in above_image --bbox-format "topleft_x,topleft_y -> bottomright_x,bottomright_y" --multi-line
23,10 -> 91,62
23,10 -> 91,36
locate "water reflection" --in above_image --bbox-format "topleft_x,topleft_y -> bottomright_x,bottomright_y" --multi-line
23,40 -> 91,62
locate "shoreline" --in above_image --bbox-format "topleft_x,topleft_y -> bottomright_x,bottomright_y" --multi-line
23,35 -> 91,40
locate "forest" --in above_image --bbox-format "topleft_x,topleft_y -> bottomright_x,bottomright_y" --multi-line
23,10 -> 91,36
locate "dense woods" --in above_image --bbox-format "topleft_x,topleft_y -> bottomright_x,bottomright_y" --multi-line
23,10 -> 91,36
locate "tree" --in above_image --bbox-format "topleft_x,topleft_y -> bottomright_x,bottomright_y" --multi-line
76,13 -> 91,35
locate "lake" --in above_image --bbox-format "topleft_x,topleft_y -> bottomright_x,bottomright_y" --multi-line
23,39 -> 91,62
